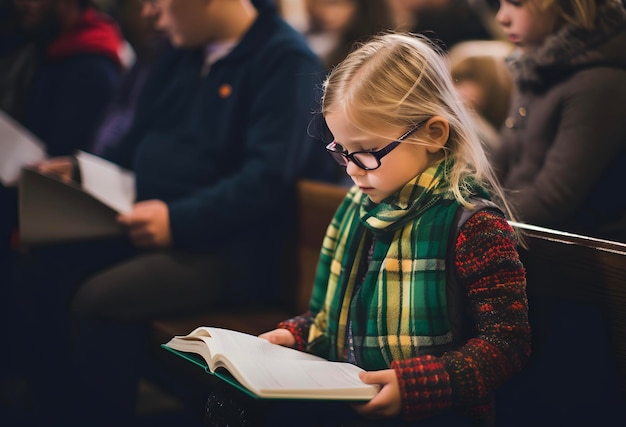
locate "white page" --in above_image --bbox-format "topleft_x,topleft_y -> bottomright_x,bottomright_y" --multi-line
0,110 -> 47,186
75,151 -> 135,214
198,328 -> 377,398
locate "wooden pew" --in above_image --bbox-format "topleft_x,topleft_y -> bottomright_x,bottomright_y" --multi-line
148,180 -> 626,416
146,180 -> 349,403
509,222 -> 626,398
150,179 -> 349,343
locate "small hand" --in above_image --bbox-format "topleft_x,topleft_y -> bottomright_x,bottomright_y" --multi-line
352,369 -> 401,419
36,157 -> 74,183
258,329 -> 296,347
118,199 -> 172,249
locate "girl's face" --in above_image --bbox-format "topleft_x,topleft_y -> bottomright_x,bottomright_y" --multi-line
496,0 -> 559,52
325,112 -> 437,204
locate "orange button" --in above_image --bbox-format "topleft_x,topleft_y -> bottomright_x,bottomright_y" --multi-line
219,84 -> 232,98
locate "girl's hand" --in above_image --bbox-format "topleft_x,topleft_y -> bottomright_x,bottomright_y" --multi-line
118,199 -> 172,249
352,369 -> 402,419
258,329 -> 296,347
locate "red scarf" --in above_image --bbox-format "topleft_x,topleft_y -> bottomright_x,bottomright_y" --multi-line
47,8 -> 123,68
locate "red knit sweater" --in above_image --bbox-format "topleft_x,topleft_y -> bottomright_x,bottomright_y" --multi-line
278,211 -> 531,426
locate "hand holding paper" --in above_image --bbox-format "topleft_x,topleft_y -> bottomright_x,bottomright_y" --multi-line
118,200 -> 172,249
35,156 -> 75,183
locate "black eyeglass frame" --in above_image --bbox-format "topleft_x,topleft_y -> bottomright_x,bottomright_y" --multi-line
325,119 -> 428,171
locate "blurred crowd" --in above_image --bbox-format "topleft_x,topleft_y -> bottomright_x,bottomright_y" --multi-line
0,0 -> 625,425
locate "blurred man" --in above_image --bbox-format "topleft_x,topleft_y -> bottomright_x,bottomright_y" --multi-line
6,0 -> 328,425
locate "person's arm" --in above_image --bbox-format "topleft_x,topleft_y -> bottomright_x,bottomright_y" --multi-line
501,68 -> 626,226
389,211 -> 530,421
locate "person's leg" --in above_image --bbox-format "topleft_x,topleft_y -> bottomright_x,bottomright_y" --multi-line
5,238 -> 138,424
72,249 -> 227,320
0,185 -> 18,379
69,250 -> 228,425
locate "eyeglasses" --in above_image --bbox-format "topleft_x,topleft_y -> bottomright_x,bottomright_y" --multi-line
325,120 -> 427,171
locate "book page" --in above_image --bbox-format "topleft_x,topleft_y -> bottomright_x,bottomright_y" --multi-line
75,151 -> 135,214
199,327 -> 324,364
0,110 -> 46,186
248,359 -> 377,399
172,327 -> 378,400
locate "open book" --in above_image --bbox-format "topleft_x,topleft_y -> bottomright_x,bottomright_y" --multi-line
18,151 -> 135,246
162,327 -> 379,401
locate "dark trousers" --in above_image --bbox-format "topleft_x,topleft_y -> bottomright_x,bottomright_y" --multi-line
5,237 -> 227,426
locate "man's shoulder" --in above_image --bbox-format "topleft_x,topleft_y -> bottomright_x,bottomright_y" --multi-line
244,8 -> 320,64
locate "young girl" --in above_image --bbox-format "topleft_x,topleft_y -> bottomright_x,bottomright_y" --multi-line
259,32 -> 531,426
492,0 -> 626,241
448,40 -> 514,154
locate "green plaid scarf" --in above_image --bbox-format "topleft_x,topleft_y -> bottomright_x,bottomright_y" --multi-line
306,160 -> 486,370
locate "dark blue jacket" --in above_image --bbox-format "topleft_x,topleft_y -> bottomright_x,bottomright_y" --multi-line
103,6 -> 327,303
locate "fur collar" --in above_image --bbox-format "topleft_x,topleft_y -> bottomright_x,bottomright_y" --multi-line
506,0 -> 626,90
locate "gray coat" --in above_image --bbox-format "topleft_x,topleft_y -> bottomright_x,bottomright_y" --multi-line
493,0 -> 626,242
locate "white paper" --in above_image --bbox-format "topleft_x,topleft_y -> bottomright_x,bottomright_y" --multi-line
75,151 -> 135,214
0,110 -> 47,186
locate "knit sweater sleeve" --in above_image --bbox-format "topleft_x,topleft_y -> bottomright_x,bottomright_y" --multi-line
391,210 -> 531,422
276,313 -> 314,352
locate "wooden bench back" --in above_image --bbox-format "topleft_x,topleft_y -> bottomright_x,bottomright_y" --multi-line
285,184 -> 626,398
288,180 -> 349,314
510,221 -> 626,397
151,180 -> 348,342
148,180 -> 348,400
150,180 -> 626,409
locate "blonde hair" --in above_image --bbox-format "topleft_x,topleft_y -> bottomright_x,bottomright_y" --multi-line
321,32 -> 516,220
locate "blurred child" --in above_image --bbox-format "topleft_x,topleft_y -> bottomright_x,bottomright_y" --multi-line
492,0 -> 626,241
448,40 -> 514,153
490,0 -> 626,423
448,40 -> 513,131
258,32 -> 531,426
